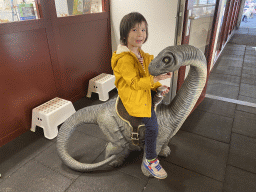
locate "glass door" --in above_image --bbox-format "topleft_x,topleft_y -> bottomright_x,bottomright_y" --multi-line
176,0 -> 218,109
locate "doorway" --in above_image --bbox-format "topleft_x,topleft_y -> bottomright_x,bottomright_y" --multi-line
240,0 -> 256,28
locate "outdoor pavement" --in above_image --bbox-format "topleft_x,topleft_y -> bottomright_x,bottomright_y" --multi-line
240,13 -> 256,28
0,27 -> 256,191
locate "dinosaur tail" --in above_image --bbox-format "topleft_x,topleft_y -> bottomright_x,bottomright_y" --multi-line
57,104 -> 117,172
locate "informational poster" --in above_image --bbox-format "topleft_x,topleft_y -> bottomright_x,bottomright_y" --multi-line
73,0 -> 84,15
18,4 -> 36,21
73,0 -> 93,15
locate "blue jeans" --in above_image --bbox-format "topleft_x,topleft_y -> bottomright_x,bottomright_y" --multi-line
142,106 -> 158,160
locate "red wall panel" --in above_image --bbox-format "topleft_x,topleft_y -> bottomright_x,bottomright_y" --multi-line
0,0 -> 112,147
58,17 -> 112,100
0,29 -> 57,146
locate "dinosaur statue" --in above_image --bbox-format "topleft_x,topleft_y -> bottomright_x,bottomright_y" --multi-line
57,44 -> 207,177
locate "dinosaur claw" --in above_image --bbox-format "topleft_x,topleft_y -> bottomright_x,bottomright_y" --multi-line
159,146 -> 171,157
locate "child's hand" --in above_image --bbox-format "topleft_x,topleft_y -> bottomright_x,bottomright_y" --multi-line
162,85 -> 170,95
153,72 -> 172,83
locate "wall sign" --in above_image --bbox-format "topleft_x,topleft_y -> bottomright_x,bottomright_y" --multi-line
18,3 -> 36,21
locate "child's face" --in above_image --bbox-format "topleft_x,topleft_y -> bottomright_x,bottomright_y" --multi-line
127,22 -> 147,51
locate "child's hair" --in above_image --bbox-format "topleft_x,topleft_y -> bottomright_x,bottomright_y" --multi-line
120,12 -> 148,46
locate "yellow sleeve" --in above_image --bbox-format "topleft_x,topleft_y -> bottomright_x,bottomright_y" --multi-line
150,76 -> 162,91
118,56 -> 153,90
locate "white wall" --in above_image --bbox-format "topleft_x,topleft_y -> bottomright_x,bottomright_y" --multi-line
110,0 -> 179,57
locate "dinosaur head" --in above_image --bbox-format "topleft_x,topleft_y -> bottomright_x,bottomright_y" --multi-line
148,46 -> 180,76
148,45 -> 203,76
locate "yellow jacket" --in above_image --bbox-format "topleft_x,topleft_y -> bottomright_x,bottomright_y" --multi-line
111,45 -> 161,117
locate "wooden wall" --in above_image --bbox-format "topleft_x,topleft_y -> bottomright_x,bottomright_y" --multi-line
0,0 -> 112,147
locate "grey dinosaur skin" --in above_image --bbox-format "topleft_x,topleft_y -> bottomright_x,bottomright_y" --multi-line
57,45 -> 207,176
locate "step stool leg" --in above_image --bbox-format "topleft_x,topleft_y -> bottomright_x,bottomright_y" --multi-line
87,83 -> 93,98
99,90 -> 109,101
43,125 -> 58,139
87,90 -> 92,98
31,123 -> 37,132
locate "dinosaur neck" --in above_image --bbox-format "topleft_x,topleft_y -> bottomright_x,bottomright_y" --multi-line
157,60 -> 207,137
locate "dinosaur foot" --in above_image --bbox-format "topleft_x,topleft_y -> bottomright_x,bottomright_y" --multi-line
106,143 -> 130,167
109,155 -> 126,167
159,145 -> 171,157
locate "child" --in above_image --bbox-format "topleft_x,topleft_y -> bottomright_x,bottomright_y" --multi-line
111,12 -> 172,179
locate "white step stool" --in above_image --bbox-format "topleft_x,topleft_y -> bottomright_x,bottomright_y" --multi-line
87,73 -> 116,101
31,97 -> 76,139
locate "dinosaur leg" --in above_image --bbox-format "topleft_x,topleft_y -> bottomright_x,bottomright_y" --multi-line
159,143 -> 171,157
105,142 -> 130,167
97,113 -> 129,167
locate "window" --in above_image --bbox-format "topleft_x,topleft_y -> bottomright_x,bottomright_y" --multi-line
0,0 -> 39,23
54,0 -> 103,17
194,0 -> 216,5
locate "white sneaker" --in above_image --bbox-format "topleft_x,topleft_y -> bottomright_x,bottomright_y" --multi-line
143,158 -> 167,179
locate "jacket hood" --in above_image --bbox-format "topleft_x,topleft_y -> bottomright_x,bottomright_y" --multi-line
116,44 -> 130,54
111,44 -> 131,69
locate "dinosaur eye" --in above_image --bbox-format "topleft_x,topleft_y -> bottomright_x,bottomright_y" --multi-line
162,57 -> 171,64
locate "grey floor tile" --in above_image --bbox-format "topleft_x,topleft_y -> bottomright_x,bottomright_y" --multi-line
0,131 -> 53,179
242,66 -> 256,76
234,28 -> 248,34
208,73 -> 241,86
91,145 -> 148,178
243,60 -> 256,68
232,111 -> 256,138
197,97 -> 236,118
223,165 -> 256,192
229,34 -> 256,46
238,95 -> 256,104
0,160 -> 72,192
237,95 -> 256,113
114,150 -> 148,181
224,44 -> 246,51
166,130 -> 229,181
211,65 -> 242,76
220,50 -> 245,57
66,169 -> 147,192
239,83 -> 256,98
76,123 -> 107,141
144,161 -> 223,192
246,45 -> 256,51
216,55 -> 244,65
241,73 -> 256,86
245,50 -> 256,56
181,109 -> 233,143
34,144 -> 82,180
244,57 -> 256,63
206,83 -> 239,99
244,54 -> 256,61
34,130 -> 108,179
228,133 -> 256,173
236,104 -> 256,115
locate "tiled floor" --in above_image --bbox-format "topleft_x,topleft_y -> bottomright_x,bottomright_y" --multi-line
1,28 -> 256,192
